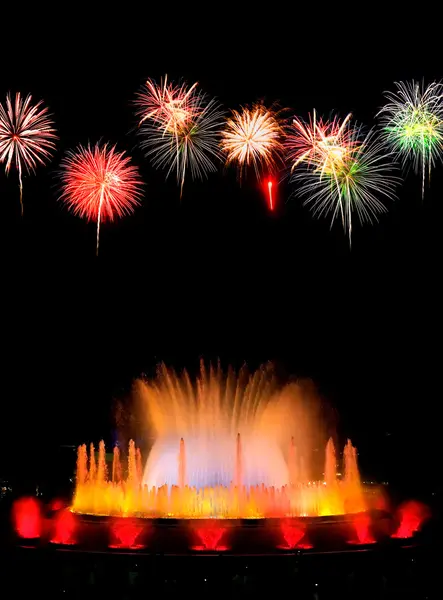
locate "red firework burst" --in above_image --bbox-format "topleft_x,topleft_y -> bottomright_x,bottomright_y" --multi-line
0,92 -> 57,215
59,143 -> 143,255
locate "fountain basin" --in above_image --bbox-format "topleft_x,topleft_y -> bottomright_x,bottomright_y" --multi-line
8,505 -> 410,555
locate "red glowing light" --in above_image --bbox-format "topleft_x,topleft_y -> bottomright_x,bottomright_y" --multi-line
50,498 -> 66,511
51,510 -> 77,545
191,525 -> 229,551
278,520 -> 312,550
12,497 -> 41,539
109,519 -> 145,549
392,501 -> 429,539
267,179 -> 274,210
348,514 -> 375,545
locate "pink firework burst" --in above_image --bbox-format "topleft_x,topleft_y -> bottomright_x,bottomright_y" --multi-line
59,143 -> 143,255
285,110 -> 357,176
135,75 -> 224,197
135,74 -> 199,135
0,92 -> 57,215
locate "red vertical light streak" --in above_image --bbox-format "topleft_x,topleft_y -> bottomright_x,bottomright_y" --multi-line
267,179 -> 274,210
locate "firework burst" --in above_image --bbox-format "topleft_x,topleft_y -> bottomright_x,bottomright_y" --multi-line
0,92 -> 57,215
286,110 -> 358,177
136,77 -> 224,196
59,143 -> 143,255
291,118 -> 398,243
221,104 -> 284,178
135,75 -> 199,136
377,80 -> 443,196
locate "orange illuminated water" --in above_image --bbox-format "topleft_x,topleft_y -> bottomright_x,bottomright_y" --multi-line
72,364 -> 366,519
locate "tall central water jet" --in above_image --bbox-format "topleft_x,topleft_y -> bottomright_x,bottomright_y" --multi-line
235,433 -> 242,488
178,438 -> 186,488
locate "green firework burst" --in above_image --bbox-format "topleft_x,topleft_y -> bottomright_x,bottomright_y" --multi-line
378,80 -> 443,196
292,122 -> 399,245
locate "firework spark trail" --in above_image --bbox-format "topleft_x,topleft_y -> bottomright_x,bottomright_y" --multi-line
267,180 -> 274,210
377,80 -> 443,197
96,187 -> 105,256
0,92 -> 57,215
291,124 -> 399,244
137,80 -> 224,196
221,104 -> 284,179
59,143 -> 143,255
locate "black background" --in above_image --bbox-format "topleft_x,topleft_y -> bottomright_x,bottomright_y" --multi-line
1,11 -> 441,493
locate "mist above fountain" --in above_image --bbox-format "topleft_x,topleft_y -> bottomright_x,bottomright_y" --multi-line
73,363 -> 366,518
140,363 -> 323,488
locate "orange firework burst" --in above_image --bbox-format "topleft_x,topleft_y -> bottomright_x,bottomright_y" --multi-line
286,110 -> 358,178
59,143 -> 143,255
221,104 -> 284,178
0,92 -> 57,215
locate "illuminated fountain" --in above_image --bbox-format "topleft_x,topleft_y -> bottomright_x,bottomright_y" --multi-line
8,363 -> 430,559
72,363 -> 366,519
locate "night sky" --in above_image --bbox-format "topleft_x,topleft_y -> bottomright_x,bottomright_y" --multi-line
1,14 -> 441,492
